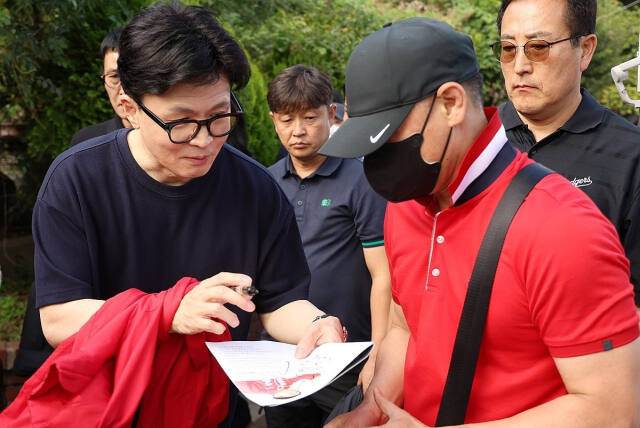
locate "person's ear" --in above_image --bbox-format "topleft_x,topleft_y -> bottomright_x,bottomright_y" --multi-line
269,111 -> 284,141
579,34 -> 597,72
327,103 -> 337,126
437,82 -> 466,128
269,111 -> 278,128
120,94 -> 140,128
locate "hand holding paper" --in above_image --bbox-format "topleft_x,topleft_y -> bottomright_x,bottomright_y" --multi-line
206,340 -> 373,407
294,314 -> 345,358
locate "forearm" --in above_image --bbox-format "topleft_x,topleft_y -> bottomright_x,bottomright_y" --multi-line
260,299 -> 324,344
363,324 -> 408,408
464,339 -> 640,428
369,277 -> 392,356
463,394 -> 638,428
40,298 -> 105,347
364,245 -> 392,349
325,307 -> 410,428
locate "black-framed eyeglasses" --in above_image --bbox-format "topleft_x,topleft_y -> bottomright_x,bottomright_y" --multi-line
491,34 -> 587,63
137,92 -> 244,144
100,72 -> 120,89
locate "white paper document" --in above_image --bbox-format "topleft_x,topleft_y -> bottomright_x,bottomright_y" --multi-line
206,340 -> 373,407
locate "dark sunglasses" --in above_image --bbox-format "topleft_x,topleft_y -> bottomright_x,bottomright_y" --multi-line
491,34 -> 587,63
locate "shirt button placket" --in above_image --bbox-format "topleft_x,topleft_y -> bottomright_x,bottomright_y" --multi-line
295,181 -> 307,220
425,212 -> 443,291
432,235 -> 444,277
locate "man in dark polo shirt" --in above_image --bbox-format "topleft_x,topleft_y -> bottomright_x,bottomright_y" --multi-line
495,0 -> 640,306
266,65 -> 391,427
70,28 -> 130,147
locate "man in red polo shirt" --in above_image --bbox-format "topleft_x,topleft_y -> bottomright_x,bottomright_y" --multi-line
321,18 -> 640,428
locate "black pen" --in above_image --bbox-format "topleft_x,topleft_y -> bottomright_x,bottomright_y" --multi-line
231,285 -> 259,296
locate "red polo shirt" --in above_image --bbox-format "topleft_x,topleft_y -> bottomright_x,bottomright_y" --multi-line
385,108 -> 639,425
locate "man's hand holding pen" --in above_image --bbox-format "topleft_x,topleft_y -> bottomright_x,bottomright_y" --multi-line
170,272 -> 257,335
232,285 -> 259,296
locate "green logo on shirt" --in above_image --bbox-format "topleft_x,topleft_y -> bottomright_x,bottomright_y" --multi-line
321,198 -> 331,207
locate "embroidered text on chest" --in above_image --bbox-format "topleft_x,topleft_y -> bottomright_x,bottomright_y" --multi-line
570,176 -> 592,188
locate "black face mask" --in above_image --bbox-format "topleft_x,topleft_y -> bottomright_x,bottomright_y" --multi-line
363,98 -> 452,202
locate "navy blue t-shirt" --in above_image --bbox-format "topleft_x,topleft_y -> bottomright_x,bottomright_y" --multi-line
33,129 -> 310,342
269,156 -> 386,341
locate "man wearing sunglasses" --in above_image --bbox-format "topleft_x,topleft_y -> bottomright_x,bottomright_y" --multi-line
496,0 -> 640,310
31,2 -> 344,426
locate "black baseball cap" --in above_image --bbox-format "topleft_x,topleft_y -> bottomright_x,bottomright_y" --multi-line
319,17 -> 480,158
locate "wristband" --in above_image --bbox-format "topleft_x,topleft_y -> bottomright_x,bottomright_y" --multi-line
312,314 -> 331,323
312,314 -> 349,342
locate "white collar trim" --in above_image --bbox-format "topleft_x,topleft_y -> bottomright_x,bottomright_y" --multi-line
451,125 -> 508,204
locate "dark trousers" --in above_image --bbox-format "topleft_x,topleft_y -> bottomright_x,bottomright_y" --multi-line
264,363 -> 362,428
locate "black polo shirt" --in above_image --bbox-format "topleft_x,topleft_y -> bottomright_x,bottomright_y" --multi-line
499,89 -> 640,305
269,156 -> 386,341
70,116 -> 124,147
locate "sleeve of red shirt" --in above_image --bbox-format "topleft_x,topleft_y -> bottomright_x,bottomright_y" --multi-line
514,176 -> 639,358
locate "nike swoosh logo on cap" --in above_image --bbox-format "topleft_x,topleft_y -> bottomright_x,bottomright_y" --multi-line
370,124 -> 390,144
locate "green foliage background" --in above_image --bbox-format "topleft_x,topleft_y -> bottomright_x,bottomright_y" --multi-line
588,0 -> 640,117
1,0 -> 150,235
0,293 -> 27,340
1,0 -> 640,339
4,0 -> 640,174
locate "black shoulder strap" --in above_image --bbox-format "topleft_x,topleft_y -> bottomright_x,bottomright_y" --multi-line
435,162 -> 552,426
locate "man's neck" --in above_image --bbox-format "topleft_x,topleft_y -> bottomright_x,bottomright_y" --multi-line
121,116 -> 132,128
517,91 -> 582,142
289,154 -> 327,179
431,106 -> 490,212
127,130 -> 186,186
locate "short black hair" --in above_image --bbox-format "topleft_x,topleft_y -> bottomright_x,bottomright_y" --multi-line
332,88 -> 344,104
100,28 -> 122,59
498,0 -> 597,46
118,1 -> 250,101
267,65 -> 334,114
462,73 -> 484,108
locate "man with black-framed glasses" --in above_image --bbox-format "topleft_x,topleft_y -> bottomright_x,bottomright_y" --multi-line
135,92 -> 244,144
27,2 -> 345,426
497,0 -> 640,310
70,28 -> 131,147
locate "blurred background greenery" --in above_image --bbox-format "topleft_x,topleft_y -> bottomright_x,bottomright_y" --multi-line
1,0 -> 639,340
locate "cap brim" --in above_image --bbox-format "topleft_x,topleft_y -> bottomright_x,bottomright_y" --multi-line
319,103 -> 414,158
